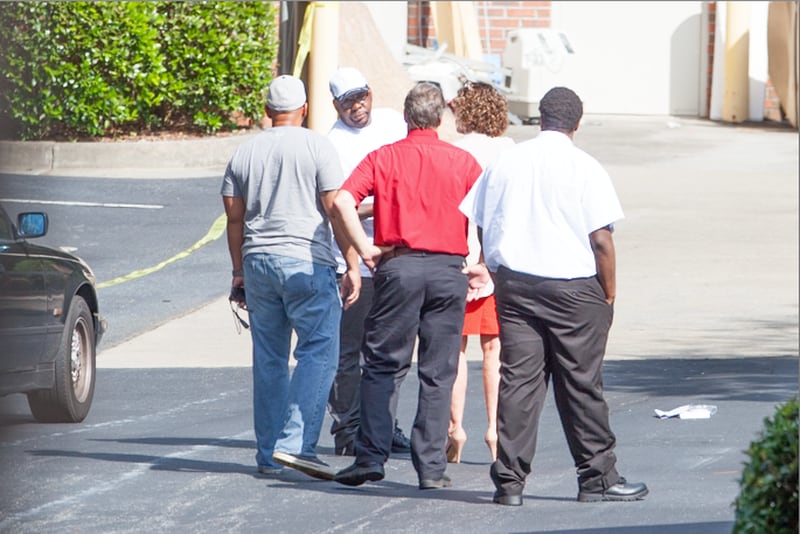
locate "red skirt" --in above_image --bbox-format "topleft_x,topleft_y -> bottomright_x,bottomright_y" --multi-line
462,294 -> 499,336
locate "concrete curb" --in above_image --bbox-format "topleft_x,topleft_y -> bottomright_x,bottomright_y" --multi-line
0,140 -> 55,173
0,131 -> 260,175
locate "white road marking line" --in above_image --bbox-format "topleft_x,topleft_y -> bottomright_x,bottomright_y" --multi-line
0,198 -> 163,209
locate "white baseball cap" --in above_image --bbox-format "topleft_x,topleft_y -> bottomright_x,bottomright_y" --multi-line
329,67 -> 369,101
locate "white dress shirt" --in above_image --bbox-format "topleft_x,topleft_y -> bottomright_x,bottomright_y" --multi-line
460,130 -> 624,279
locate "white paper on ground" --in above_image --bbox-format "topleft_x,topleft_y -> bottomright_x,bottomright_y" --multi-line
654,404 -> 718,419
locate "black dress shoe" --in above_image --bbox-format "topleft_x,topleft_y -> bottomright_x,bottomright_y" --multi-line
419,474 -> 451,490
391,421 -> 412,453
493,492 -> 523,506
577,478 -> 649,502
334,462 -> 385,486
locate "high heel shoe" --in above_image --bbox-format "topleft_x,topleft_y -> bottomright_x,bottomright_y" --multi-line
446,428 -> 467,463
484,429 -> 498,462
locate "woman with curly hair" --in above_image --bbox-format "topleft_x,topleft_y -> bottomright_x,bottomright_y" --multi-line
447,81 -> 514,463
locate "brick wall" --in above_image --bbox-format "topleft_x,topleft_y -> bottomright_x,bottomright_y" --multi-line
406,1 -> 551,56
407,1 -> 433,47
476,1 -> 551,56
706,2 -> 716,117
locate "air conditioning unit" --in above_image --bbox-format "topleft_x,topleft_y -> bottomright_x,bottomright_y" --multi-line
502,29 -> 575,121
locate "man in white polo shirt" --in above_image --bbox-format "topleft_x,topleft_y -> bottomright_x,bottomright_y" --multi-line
326,67 -> 411,457
460,86 -> 648,506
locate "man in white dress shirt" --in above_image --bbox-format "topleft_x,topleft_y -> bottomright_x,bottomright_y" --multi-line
460,86 -> 648,506
326,67 -> 411,457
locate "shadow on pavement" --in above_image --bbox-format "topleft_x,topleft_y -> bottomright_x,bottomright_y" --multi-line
603,356 -> 797,402
502,523 -> 733,534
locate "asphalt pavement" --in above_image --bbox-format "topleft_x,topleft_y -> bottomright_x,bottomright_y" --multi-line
0,115 -> 797,533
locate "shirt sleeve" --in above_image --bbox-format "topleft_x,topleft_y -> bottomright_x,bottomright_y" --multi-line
316,137 -> 346,192
465,156 -> 483,190
459,168 -> 488,227
341,150 -> 376,207
582,160 -> 625,232
221,152 -> 243,198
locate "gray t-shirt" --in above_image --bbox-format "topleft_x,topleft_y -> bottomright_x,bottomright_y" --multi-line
221,126 -> 344,267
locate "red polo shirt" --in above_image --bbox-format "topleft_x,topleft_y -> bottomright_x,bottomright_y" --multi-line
341,129 -> 483,256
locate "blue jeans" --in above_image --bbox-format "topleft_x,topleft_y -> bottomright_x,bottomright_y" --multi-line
244,253 -> 341,469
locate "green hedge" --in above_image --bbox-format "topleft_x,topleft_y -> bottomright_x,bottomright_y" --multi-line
0,1 -> 277,140
733,396 -> 799,533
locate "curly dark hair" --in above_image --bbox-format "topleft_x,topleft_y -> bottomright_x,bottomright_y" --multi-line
538,86 -> 583,132
451,81 -> 509,137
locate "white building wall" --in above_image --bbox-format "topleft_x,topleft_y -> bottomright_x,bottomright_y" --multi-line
363,1 -> 408,63
550,1 -> 704,116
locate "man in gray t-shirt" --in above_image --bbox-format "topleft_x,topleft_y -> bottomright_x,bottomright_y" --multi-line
221,75 -> 360,479
223,126 -> 342,266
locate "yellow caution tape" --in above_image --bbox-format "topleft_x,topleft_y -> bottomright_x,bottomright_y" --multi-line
97,213 -> 227,289
292,2 -> 316,78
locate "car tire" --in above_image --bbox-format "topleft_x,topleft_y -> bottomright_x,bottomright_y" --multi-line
27,295 -> 96,423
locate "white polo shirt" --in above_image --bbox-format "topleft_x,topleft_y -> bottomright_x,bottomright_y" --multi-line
328,108 -> 407,277
459,130 -> 624,279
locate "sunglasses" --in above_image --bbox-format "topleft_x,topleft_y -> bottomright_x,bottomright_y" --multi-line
229,299 -> 249,334
337,89 -> 370,109
228,287 -> 250,334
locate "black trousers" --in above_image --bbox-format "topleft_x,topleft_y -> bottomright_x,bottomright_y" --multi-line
328,277 -> 374,451
491,266 -> 620,495
355,253 -> 467,480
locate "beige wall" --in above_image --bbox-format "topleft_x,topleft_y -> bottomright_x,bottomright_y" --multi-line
362,1 -> 707,116
549,1 -> 704,115
363,1 -> 408,62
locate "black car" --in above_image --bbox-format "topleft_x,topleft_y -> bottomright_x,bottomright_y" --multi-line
0,204 -> 105,422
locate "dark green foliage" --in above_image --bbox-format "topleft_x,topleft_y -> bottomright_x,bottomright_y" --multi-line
0,2 -> 277,140
733,396 -> 799,534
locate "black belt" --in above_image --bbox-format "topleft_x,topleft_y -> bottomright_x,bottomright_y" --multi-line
381,248 -> 466,268
388,246 -> 427,257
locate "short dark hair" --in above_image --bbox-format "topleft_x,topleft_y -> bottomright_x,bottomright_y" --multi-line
404,82 -> 445,130
538,86 -> 583,132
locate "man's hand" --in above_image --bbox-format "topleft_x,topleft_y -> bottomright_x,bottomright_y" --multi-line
362,244 -> 391,273
230,275 -> 247,309
462,263 -> 491,302
589,226 -> 616,305
340,269 -> 361,310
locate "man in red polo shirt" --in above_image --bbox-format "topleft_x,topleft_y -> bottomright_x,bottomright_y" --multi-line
331,81 -> 485,490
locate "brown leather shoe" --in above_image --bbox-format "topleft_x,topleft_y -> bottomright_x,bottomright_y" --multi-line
272,451 -> 335,481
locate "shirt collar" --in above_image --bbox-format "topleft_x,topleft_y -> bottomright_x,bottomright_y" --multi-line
407,128 -> 439,141
538,130 -> 574,144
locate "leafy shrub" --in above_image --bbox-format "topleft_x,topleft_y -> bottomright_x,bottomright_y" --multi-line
733,396 -> 799,533
0,1 -> 277,140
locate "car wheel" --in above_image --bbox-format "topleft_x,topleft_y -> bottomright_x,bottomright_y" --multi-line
27,296 -> 96,423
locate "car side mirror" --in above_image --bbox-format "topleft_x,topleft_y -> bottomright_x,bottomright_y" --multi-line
17,212 -> 48,239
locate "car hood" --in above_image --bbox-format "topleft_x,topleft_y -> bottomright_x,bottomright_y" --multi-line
22,241 -> 97,284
